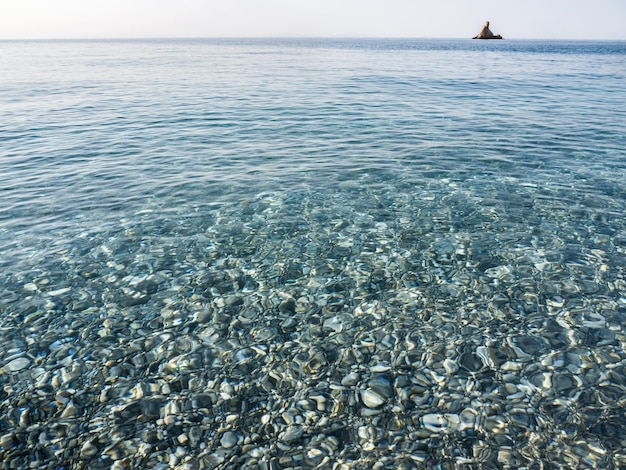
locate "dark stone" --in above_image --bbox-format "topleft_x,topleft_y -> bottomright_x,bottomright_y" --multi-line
135,278 -> 160,294
279,299 -> 296,314
120,291 -> 150,307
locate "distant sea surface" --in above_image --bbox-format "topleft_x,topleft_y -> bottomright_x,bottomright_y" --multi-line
2,39 -> 626,468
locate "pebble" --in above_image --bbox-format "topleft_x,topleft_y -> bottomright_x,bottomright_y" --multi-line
422,413 -> 448,433
361,389 -> 386,408
0,434 -> 14,449
341,372 -> 359,387
279,425 -> 303,443
47,287 -> 72,297
79,441 -> 98,458
220,431 -> 237,449
4,357 -> 30,372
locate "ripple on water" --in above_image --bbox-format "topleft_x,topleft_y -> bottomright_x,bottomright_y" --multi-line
1,39 -> 626,469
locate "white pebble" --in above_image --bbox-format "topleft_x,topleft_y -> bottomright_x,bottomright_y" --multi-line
361,389 -> 385,408
47,287 -> 71,297
5,357 -> 30,372
79,441 -> 98,458
422,413 -> 447,433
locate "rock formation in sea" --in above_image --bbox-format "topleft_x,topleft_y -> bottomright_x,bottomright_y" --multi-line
473,21 -> 503,39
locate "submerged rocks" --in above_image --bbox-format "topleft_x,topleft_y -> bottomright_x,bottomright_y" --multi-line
2,176 -> 626,469
473,21 -> 503,39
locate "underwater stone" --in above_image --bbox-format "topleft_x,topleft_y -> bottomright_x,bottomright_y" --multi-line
361,389 -> 386,408
279,425 -> 304,443
5,357 -> 30,372
80,441 -> 98,458
220,431 -> 237,449
342,372 -> 360,387
422,413 -> 448,433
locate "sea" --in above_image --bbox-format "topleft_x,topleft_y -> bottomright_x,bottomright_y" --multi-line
1,38 -> 626,469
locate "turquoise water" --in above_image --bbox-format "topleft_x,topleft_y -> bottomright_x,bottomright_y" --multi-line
1,39 -> 626,469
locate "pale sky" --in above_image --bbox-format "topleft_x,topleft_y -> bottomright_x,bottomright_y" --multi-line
1,0 -> 625,40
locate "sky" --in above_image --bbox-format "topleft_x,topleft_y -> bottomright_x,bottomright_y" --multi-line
1,0 -> 625,40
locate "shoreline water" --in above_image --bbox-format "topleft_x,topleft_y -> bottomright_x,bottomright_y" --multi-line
1,38 -> 626,468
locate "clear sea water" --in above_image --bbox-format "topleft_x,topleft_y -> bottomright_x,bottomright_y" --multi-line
1,38 -> 626,469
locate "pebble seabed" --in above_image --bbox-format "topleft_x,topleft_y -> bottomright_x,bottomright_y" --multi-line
2,175 -> 626,469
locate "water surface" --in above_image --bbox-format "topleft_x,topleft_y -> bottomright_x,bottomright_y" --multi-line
1,38 -> 626,469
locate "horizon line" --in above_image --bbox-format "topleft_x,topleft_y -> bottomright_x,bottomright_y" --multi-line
2,35 -> 625,42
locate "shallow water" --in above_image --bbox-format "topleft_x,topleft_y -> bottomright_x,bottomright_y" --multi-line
1,38 -> 626,469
